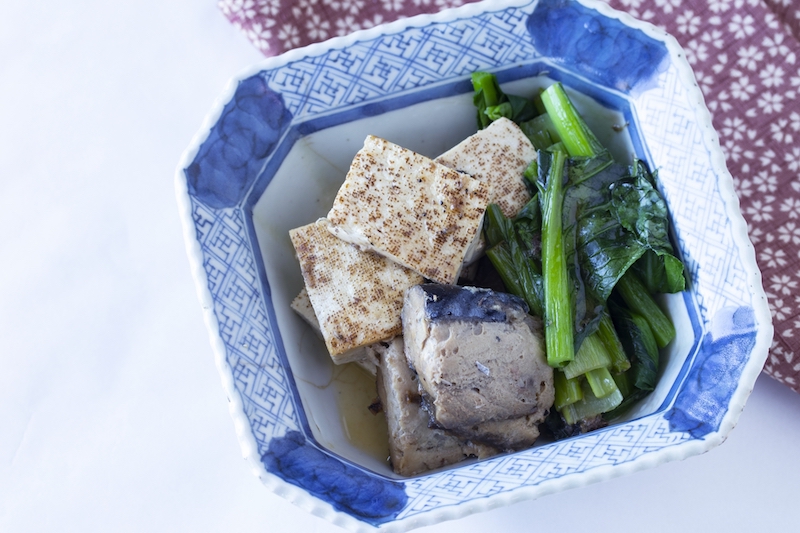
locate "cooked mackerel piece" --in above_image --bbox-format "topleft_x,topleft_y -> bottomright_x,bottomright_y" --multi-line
326,135 -> 491,285
289,218 -> 423,363
403,284 -> 554,450
290,288 -> 378,376
440,410 -> 548,451
435,117 -> 535,219
371,337 -> 498,476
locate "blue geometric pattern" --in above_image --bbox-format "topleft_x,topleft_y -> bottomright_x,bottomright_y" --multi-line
190,199 -> 300,441
634,67 -> 752,320
403,418 -> 692,517
177,0 -> 770,528
264,7 -> 537,121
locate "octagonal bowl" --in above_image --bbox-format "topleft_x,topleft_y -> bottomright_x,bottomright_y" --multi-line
175,0 -> 772,530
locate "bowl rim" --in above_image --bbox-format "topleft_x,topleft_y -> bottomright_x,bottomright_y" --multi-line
175,0 -> 773,531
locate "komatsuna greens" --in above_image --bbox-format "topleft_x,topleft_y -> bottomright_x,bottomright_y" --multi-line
474,72 -> 685,433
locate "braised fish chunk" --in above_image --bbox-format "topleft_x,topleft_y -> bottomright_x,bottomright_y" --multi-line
289,219 -> 423,362
327,135 -> 491,285
402,284 -> 554,450
372,337 -> 497,476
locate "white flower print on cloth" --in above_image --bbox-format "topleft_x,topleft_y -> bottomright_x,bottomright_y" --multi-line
218,0 -> 479,53
620,0 -> 800,393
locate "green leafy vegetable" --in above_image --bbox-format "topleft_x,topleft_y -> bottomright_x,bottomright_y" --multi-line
471,71 -> 537,129
563,333 -> 611,380
610,302 -> 660,399
484,201 -> 544,317
597,312 -> 630,374
539,149 -> 575,368
518,113 -> 561,151
610,160 -> 686,294
615,270 -> 675,349
560,377 -> 623,425
554,369 -> 583,410
471,71 -> 685,434
540,82 -> 607,158
585,366 -> 619,399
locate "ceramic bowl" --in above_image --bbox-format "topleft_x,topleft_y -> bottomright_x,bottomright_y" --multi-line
175,0 -> 772,530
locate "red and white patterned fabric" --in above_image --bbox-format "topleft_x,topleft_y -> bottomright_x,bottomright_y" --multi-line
218,0 -> 484,54
219,0 -> 800,394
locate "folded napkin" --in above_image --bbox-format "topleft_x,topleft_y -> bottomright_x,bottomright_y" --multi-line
219,0 -> 800,394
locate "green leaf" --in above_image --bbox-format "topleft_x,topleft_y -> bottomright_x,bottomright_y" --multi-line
615,270 -> 675,348
611,161 -> 686,293
562,163 -> 645,307
483,202 -> 544,317
471,72 -> 539,128
518,113 -> 561,151
611,303 -> 660,391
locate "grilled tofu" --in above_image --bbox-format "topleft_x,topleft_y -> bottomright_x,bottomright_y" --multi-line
290,288 -> 319,330
435,117 -> 535,219
372,337 -> 498,476
402,284 -> 554,450
326,135 -> 491,285
289,218 -> 423,363
290,288 -> 379,375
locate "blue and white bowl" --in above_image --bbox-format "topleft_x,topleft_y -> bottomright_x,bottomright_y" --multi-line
175,0 -> 772,530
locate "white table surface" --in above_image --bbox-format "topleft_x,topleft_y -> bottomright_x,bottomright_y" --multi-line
2,2 -> 799,532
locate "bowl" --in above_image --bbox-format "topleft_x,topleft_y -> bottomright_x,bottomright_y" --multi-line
175,0 -> 772,530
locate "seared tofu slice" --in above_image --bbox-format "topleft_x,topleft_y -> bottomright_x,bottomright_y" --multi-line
327,135 -> 491,285
289,219 -> 423,363
290,288 -> 318,330
435,117 -> 535,219
402,284 -> 554,450
371,337 -> 498,476
290,288 -> 378,375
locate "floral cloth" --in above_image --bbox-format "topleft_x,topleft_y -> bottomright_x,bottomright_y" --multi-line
218,0 -> 483,54
219,0 -> 800,394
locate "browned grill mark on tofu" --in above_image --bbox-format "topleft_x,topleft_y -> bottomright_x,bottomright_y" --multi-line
289,219 -> 423,361
327,135 -> 490,285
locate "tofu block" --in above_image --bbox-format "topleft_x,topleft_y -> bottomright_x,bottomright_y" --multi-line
371,338 -> 497,476
402,284 -> 554,450
290,288 -> 379,375
290,288 -> 318,330
327,135 -> 491,285
436,117 -> 535,219
289,219 -> 423,362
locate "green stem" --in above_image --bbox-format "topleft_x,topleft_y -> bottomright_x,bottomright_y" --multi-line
561,378 -> 624,425
471,71 -> 500,106
540,82 -> 605,158
554,370 -> 583,410
563,333 -> 611,380
541,149 -> 574,367
597,313 -> 630,373
585,366 -> 619,399
616,270 -> 675,348
471,71 -> 502,129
